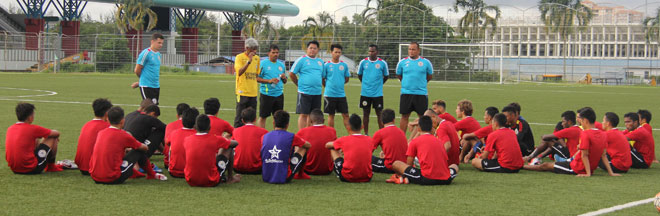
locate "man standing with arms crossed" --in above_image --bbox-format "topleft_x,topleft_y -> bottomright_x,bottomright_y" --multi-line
396,42 -> 433,133
131,33 -> 164,105
290,41 -> 324,130
234,38 -> 262,128
357,44 -> 389,135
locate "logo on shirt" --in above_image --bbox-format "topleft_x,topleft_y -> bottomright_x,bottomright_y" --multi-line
375,64 -> 380,69
265,145 -> 283,163
267,66 -> 271,70
37,149 -> 47,158
317,61 -> 323,66
418,61 -> 424,67
278,67 -> 283,72
339,65 -> 345,71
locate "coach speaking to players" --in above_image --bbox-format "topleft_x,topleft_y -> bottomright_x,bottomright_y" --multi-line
234,38 -> 261,128
396,42 -> 433,133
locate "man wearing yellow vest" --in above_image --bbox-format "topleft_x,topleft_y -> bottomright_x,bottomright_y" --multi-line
234,38 -> 262,128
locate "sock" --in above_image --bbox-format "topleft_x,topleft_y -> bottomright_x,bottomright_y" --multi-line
143,159 -> 156,178
45,163 -> 64,172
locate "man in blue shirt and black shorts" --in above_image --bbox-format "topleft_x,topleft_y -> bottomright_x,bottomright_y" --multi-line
289,41 -> 324,130
322,44 -> 351,131
258,44 -> 288,128
357,44 -> 389,135
396,42 -> 433,133
131,33 -> 164,105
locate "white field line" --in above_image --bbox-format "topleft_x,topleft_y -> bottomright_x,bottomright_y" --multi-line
578,198 -> 654,216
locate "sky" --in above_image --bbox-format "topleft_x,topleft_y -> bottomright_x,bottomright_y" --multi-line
1,0 -> 658,27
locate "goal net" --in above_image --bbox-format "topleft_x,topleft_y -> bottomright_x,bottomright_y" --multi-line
398,43 -> 505,84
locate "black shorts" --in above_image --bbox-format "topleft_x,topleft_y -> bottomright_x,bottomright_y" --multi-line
324,97 -> 349,114
553,161 -> 576,175
359,96 -> 384,111
14,144 -> 50,175
296,93 -> 322,114
259,94 -> 284,118
481,159 -> 520,173
551,142 -> 571,159
215,154 -> 229,185
333,158 -> 349,182
234,96 -> 258,128
371,156 -> 394,174
399,94 -> 428,116
598,154 -> 627,173
630,148 -> 649,169
139,87 -> 160,105
403,166 -> 456,185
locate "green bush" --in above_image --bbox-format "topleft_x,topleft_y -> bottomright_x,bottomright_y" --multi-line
96,37 -> 132,72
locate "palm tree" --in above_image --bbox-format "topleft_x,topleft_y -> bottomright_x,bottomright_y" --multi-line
114,0 -> 158,58
453,0 -> 501,41
301,11 -> 335,51
539,0 -> 593,79
643,7 -> 660,43
243,4 -> 280,42
360,0 -> 384,24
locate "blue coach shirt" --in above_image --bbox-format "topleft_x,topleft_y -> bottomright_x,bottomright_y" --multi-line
261,130 -> 294,184
291,55 -> 324,95
357,58 -> 389,97
136,48 -> 161,88
395,56 -> 433,95
322,61 -> 350,98
259,59 -> 286,97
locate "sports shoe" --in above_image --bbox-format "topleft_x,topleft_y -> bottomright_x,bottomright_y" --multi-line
56,159 -> 78,169
394,176 -> 409,184
385,174 -> 399,183
151,163 -> 162,173
528,157 -> 542,166
147,173 -> 167,181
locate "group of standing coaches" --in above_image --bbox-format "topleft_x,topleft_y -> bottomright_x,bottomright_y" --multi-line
132,33 -> 434,134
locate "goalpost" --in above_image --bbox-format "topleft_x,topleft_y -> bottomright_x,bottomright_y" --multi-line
398,43 -> 505,84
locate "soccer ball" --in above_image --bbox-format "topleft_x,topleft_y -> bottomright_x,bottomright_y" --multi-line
655,192 -> 660,212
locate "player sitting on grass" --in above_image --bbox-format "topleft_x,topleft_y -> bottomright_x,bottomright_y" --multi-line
433,107 -> 461,166
389,116 -> 459,185
471,113 -> 524,173
601,112 -> 632,173
124,99 -> 153,126
523,108 -> 620,177
184,114 -> 240,187
432,99 -> 457,123
460,106 -> 498,163
408,109 -> 440,142
296,109 -> 337,176
454,99 -> 481,138
123,104 -> 166,172
371,109 -> 408,174
76,98 -> 113,175
502,105 -> 534,156
166,108 -> 198,178
164,103 -> 190,169
637,109 -> 657,163
261,110 -> 311,183
623,112 -> 654,169
576,107 -> 603,130
326,114 -> 373,183
204,98 -> 234,138
233,108 -> 269,174
89,106 -> 167,184
6,102 -> 63,174
523,111 -> 580,165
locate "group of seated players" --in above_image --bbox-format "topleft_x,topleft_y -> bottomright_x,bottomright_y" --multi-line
4,97 -> 656,186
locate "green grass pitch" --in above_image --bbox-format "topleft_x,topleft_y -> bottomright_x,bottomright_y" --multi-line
0,73 -> 659,215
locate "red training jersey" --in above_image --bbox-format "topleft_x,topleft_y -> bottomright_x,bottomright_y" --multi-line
438,113 -> 458,124
435,120 -> 460,165
75,119 -> 110,172
297,125 -> 337,175
233,124 -> 268,173
89,127 -> 142,183
553,126 -> 582,157
605,129 -> 632,172
570,128 -> 607,174
484,128 -> 524,170
184,133 -> 231,187
372,125 -> 408,169
626,126 -> 655,167
167,128 -> 196,177
164,119 -> 183,166
333,134 -> 373,182
642,123 -> 653,135
474,125 -> 494,141
5,122 -> 52,173
455,116 -> 481,137
594,121 -> 604,130
208,115 -> 234,137
407,134 -> 452,180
